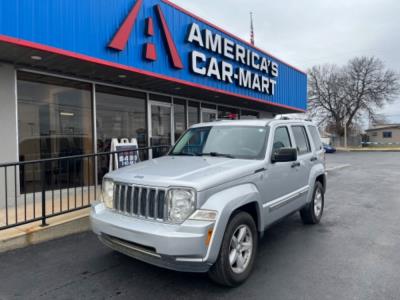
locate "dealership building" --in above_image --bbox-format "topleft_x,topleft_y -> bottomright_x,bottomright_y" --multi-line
0,0 -> 307,171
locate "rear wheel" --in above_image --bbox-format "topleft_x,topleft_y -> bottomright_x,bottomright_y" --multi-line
300,181 -> 324,224
208,211 -> 258,287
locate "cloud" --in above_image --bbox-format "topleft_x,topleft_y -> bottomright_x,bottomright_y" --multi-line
170,0 -> 400,122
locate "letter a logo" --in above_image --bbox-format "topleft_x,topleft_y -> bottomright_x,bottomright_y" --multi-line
108,0 -> 183,69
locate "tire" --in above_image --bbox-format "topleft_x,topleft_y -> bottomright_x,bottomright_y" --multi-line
208,211 -> 258,287
300,181 -> 324,224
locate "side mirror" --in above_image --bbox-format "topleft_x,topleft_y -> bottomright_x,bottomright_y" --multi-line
271,147 -> 297,163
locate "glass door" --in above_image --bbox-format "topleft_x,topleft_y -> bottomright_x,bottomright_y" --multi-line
201,108 -> 217,123
149,101 -> 172,158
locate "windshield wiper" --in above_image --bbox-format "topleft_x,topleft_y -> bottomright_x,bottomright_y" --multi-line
170,152 -> 197,156
198,152 -> 235,159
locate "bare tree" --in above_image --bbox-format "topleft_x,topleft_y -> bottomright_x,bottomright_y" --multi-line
308,57 -> 400,137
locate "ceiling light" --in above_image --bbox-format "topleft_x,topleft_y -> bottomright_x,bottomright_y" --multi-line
60,112 -> 74,117
30,55 -> 42,61
118,74 -> 127,78
174,87 -> 182,90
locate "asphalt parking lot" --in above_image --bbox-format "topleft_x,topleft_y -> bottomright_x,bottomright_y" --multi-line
1,152 -> 400,300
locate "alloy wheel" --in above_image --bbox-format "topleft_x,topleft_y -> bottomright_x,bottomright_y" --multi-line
228,224 -> 253,274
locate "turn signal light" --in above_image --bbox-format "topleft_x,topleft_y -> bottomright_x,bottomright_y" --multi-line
206,228 -> 213,246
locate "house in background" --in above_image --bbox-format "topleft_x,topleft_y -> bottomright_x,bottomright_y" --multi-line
365,124 -> 400,144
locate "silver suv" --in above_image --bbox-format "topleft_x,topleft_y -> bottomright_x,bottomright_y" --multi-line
91,119 -> 326,286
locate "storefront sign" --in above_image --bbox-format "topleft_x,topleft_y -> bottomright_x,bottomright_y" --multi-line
109,138 -> 139,171
0,0 -> 307,111
187,23 -> 278,96
115,144 -> 138,168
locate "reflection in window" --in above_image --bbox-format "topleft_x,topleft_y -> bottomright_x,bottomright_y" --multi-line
292,126 -> 311,155
151,104 -> 171,158
171,126 -> 269,160
96,85 -> 147,177
240,110 -> 259,119
218,106 -> 238,120
188,101 -> 200,126
17,72 -> 93,193
273,127 -> 292,151
174,99 -> 186,142
308,126 -> 322,150
202,110 -> 217,123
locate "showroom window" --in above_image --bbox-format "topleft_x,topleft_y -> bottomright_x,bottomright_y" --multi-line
96,85 -> 147,177
240,110 -> 259,119
17,72 -> 93,192
218,106 -> 239,120
201,103 -> 217,123
149,94 -> 172,158
188,101 -> 200,126
174,99 -> 187,143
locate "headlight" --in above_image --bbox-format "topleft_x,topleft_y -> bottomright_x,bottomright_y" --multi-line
101,178 -> 114,209
167,188 -> 196,223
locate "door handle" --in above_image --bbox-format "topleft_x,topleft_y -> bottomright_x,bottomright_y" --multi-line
310,157 -> 317,162
291,162 -> 301,168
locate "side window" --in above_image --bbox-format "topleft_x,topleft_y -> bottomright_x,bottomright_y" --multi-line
292,126 -> 311,155
272,126 -> 292,151
308,125 -> 323,150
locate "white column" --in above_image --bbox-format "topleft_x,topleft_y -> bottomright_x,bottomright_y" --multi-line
0,64 -> 18,164
0,64 -> 18,214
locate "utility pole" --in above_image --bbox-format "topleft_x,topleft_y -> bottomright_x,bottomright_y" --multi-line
250,12 -> 255,45
344,125 -> 348,149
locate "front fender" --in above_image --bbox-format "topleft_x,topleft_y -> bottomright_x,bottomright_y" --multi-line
306,164 -> 326,203
200,183 -> 262,264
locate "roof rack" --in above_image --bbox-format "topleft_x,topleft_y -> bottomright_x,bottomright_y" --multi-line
274,115 -> 312,122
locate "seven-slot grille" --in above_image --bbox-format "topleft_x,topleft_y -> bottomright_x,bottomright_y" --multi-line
113,183 -> 167,221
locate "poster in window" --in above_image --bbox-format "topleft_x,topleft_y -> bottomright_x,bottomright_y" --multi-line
115,144 -> 138,168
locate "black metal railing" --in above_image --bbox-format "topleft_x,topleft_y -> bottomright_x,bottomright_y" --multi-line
0,145 -> 171,231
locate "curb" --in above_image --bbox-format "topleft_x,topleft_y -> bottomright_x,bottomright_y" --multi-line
336,148 -> 400,152
0,211 -> 90,254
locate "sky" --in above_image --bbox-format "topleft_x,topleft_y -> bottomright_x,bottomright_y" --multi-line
170,0 -> 400,123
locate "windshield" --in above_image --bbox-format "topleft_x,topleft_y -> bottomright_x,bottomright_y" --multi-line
170,126 -> 269,160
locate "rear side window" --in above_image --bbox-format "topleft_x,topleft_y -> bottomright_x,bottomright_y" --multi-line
308,126 -> 323,150
292,126 -> 311,155
273,127 -> 292,151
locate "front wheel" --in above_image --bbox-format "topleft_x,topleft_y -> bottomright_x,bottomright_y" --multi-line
208,211 -> 258,287
300,181 -> 324,224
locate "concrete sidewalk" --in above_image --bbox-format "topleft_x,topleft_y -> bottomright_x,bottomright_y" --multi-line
0,186 -> 96,253
0,186 -> 99,227
0,208 -> 90,253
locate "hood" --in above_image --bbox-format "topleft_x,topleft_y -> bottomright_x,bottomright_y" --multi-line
107,155 -> 263,191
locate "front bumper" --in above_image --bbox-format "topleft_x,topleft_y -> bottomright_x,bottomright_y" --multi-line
90,202 -> 215,273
